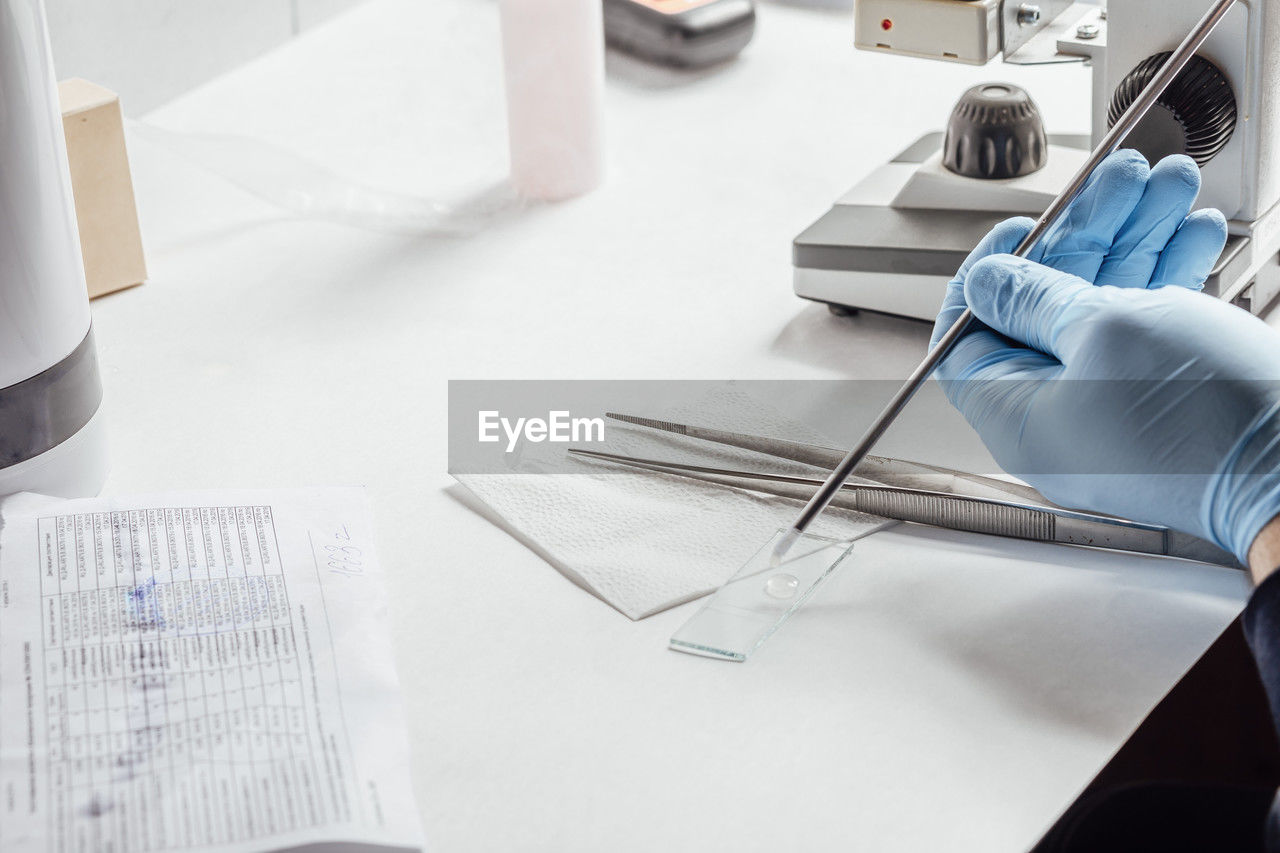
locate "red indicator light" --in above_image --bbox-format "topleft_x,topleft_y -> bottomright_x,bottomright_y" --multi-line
881,18 -> 893,30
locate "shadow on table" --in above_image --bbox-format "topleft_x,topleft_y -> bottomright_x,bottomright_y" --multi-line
782,524 -> 1250,738
770,302 -> 932,378
604,48 -> 739,91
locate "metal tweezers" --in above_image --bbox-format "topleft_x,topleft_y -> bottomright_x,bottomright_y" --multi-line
568,413 -> 1241,569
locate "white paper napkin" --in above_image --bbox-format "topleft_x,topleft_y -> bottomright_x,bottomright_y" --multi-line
454,388 -> 890,620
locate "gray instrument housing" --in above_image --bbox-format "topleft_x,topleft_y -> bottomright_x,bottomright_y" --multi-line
603,0 -> 756,68
793,133 -> 1252,319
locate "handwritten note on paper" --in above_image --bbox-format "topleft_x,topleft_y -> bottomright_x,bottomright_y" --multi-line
0,488 -> 424,853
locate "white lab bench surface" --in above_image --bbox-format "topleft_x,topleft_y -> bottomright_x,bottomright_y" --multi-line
89,1 -> 1252,850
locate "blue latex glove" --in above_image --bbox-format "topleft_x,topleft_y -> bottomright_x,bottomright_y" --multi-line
932,150 -> 1228,345
931,151 -> 1280,562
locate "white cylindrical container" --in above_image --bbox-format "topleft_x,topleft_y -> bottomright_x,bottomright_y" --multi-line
499,0 -> 606,200
0,0 -> 108,498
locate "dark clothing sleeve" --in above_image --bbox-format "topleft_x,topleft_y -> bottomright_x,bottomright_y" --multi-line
1242,569 -> 1280,851
1038,570 -> 1280,853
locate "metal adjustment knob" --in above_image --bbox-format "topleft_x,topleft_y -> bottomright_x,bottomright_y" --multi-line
943,83 -> 1047,180
1108,52 -> 1237,166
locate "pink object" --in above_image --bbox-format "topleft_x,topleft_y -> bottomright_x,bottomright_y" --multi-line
499,0 -> 606,200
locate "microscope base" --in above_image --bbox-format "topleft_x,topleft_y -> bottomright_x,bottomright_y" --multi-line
794,133 -> 1259,322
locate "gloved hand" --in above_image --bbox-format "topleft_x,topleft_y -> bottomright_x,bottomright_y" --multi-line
931,151 -> 1280,563
933,150 -> 1228,343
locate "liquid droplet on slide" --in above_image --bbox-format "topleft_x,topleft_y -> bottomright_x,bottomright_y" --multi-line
764,573 -> 800,599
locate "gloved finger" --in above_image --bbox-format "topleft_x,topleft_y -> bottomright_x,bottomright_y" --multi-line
1094,155 -> 1201,288
956,216 -> 1036,278
937,251 -> 1077,386
1037,150 -> 1150,281
935,324 -> 1058,383
936,333 -> 1061,458
931,216 -> 1035,350
1150,208 -> 1228,291
962,254 -> 1099,359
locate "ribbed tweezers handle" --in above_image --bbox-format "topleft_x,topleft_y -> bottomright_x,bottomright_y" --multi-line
839,490 -> 1056,541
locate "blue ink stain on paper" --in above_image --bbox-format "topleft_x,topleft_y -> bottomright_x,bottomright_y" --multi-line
127,578 -> 165,631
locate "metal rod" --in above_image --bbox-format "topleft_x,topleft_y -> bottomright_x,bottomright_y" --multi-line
773,0 -> 1239,563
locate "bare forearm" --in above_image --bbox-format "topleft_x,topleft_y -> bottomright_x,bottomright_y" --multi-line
1248,515 -> 1280,586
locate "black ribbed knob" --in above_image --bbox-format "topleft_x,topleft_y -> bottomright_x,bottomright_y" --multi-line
1108,52 -> 1237,166
943,83 -> 1047,180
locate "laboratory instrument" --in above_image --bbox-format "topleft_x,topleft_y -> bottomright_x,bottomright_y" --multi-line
603,0 -> 756,67
0,0 -> 107,498
795,0 -> 1280,318
778,0 -> 1235,565
572,414 -> 1241,566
